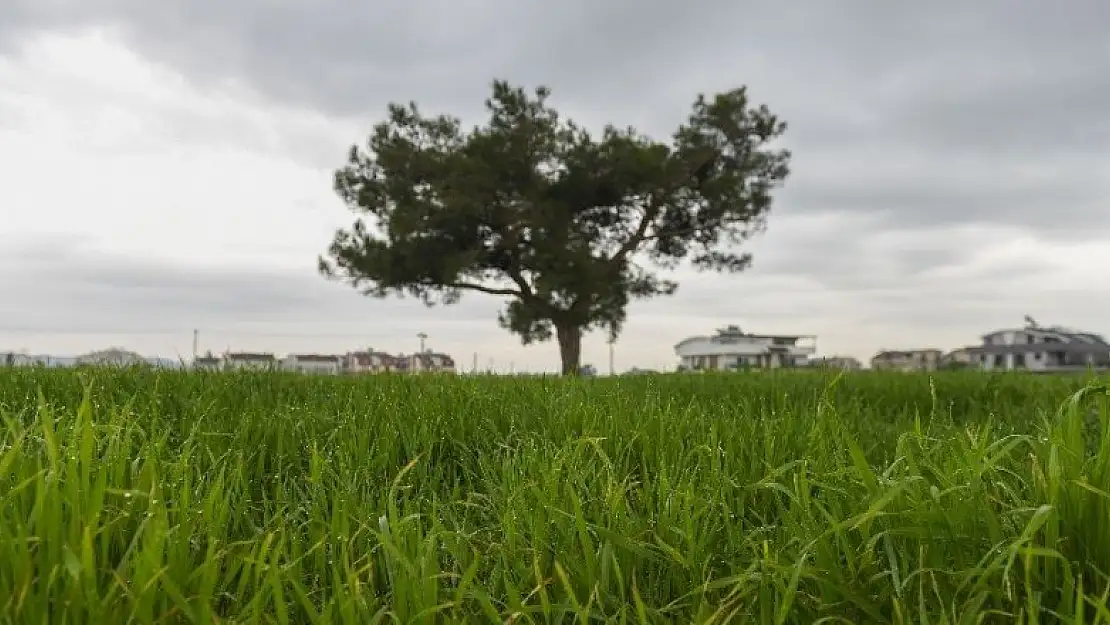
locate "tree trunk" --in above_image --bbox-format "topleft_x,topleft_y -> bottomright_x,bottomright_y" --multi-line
556,324 -> 582,376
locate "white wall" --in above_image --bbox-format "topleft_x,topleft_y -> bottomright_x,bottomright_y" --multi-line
282,356 -> 340,374
225,358 -> 275,371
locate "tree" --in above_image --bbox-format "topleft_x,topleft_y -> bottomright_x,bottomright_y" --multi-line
320,80 -> 790,375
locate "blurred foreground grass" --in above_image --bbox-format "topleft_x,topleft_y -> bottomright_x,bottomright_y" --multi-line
0,368 -> 1108,623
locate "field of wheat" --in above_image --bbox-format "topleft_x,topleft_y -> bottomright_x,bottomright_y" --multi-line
0,368 -> 1108,623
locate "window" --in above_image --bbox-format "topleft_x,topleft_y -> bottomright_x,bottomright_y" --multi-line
1026,334 -> 1035,344
993,355 -> 1004,368
1014,353 -> 1025,368
1034,352 -> 1042,360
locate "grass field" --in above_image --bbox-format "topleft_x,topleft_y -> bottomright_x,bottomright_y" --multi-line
0,368 -> 1108,623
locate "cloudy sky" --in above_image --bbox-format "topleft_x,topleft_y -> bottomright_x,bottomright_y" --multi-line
2,1 -> 1108,372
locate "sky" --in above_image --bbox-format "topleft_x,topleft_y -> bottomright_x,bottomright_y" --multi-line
1,0 -> 1108,373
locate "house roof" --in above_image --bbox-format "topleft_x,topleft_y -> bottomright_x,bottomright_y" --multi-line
983,325 -> 1109,345
1075,332 -> 1109,345
415,352 -> 455,366
966,343 -> 1110,355
675,332 -> 816,351
348,351 -> 401,365
872,349 -> 942,359
226,352 -> 275,360
288,354 -> 340,362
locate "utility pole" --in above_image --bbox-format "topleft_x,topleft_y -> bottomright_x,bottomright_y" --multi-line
193,329 -> 199,360
417,332 -> 427,354
608,339 -> 615,376
472,352 -> 478,374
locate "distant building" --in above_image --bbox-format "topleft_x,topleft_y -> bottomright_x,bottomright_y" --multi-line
32,355 -> 74,367
962,319 -> 1110,372
344,349 -> 458,374
192,355 -> 222,371
223,352 -> 277,371
344,350 -> 399,373
282,353 -> 342,375
411,352 -> 456,373
0,352 -> 38,366
870,349 -> 943,372
75,348 -> 146,367
942,348 -> 976,368
675,324 -> 817,371
807,356 -> 863,370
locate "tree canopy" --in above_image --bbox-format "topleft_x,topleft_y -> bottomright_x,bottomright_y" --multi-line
320,80 -> 791,375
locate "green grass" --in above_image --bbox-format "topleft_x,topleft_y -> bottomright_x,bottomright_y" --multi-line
0,368 -> 1108,623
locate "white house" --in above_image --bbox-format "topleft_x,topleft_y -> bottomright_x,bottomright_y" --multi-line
2,352 -> 40,366
963,318 -> 1110,372
282,353 -> 342,375
411,351 -> 456,373
344,350 -> 399,373
675,324 -> 817,371
938,348 -> 978,369
192,355 -> 222,371
223,352 -> 277,371
870,349 -> 943,372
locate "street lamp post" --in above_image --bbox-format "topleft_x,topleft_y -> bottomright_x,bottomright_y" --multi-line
415,332 -> 428,372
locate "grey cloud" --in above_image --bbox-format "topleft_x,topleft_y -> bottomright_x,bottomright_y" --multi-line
0,237 -> 505,340
2,0 -> 544,117
639,261 -> 1106,352
3,0 -> 1110,359
6,1 -> 1104,121
6,0 -> 1106,226
780,169 -> 1108,236
886,69 -> 1110,156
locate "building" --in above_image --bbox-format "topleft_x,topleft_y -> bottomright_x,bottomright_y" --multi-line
1,352 -> 41,366
192,355 -> 222,371
675,324 -> 817,371
344,350 -> 401,373
75,348 -> 146,367
411,351 -> 456,373
282,353 -> 343,375
223,352 -> 277,371
870,349 -> 943,372
344,349 -> 459,374
962,318 -> 1110,372
807,356 -> 863,370
942,348 -> 976,368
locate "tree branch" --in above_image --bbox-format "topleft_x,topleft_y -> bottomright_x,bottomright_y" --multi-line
448,281 -> 522,297
610,201 -> 660,265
